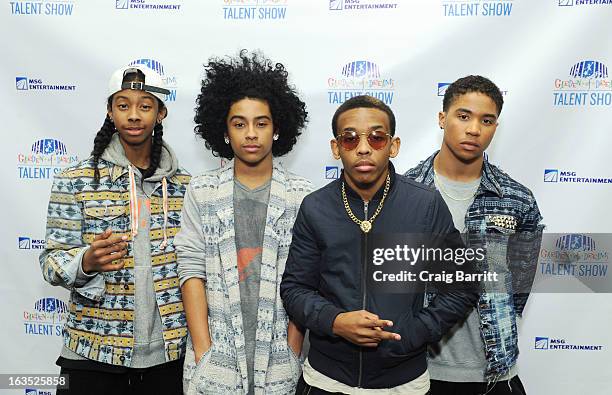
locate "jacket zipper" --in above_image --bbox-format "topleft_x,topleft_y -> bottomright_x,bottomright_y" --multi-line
358,201 -> 369,388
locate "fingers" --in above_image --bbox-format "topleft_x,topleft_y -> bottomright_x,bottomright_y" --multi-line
377,330 -> 401,342
355,326 -> 401,344
364,318 -> 394,329
98,260 -> 126,272
97,249 -> 128,265
93,234 -> 128,249
93,242 -> 128,258
360,310 -> 379,321
93,228 -> 113,241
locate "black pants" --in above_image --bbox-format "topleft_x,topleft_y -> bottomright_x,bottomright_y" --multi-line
295,375 -> 432,395
430,376 -> 526,395
56,359 -> 183,395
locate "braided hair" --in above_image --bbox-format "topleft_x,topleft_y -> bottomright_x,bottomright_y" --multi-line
92,70 -> 166,183
144,121 -> 164,179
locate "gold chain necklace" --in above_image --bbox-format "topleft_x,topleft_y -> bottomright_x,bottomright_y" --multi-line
342,173 -> 391,233
434,172 -> 479,201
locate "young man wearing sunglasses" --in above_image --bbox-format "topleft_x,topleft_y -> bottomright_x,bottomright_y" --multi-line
405,76 -> 544,395
281,95 -> 479,394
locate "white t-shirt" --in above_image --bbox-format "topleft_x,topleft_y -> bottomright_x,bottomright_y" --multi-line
303,358 -> 430,394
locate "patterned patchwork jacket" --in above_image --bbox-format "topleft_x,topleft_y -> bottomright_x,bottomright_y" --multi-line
176,159 -> 313,395
39,154 -> 191,367
405,152 -> 544,380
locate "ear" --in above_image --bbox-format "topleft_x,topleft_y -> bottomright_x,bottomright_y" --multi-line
438,111 -> 446,130
330,138 -> 341,160
157,106 -> 168,123
389,137 -> 401,159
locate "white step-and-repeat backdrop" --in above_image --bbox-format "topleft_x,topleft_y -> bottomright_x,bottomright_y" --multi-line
2,1 -> 611,394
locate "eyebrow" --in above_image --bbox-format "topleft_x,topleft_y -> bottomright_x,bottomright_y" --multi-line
455,108 -> 497,119
341,125 -> 386,132
114,94 -> 155,101
228,115 -> 272,122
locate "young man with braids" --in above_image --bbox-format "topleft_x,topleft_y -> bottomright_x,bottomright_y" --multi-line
280,95 -> 479,394
175,50 -> 313,394
405,75 -> 544,395
40,65 -> 191,394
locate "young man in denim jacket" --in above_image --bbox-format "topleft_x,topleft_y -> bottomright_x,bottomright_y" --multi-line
405,75 -> 544,395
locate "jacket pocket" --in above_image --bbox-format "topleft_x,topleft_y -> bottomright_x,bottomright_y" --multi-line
184,337 -> 214,395
288,344 -> 302,380
84,204 -> 129,233
485,214 -> 517,235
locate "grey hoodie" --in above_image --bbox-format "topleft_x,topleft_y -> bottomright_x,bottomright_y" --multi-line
61,134 -> 180,368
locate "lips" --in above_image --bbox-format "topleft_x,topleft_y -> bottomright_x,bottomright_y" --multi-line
243,144 -> 261,153
354,160 -> 376,172
124,127 -> 145,136
459,141 -> 480,151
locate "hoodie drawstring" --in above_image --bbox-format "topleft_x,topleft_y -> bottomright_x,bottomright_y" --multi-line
128,165 -> 170,250
128,165 -> 139,238
159,176 -> 169,250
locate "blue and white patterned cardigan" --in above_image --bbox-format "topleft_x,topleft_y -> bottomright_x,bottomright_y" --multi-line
176,159 -> 313,395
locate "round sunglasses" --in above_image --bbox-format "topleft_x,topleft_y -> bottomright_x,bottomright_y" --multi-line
336,130 -> 392,151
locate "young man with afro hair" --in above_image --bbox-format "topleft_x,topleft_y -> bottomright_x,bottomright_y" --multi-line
175,50 -> 313,394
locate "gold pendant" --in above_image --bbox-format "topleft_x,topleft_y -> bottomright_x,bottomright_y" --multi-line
360,220 -> 372,233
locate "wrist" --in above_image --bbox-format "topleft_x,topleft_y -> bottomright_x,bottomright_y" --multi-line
81,252 -> 93,274
332,312 -> 345,336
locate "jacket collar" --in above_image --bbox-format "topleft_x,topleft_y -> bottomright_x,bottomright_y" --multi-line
412,151 -> 503,198
109,164 -> 183,185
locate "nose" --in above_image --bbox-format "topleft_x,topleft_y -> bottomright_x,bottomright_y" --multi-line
245,123 -> 257,140
466,120 -> 481,136
356,133 -> 371,155
127,106 -> 141,122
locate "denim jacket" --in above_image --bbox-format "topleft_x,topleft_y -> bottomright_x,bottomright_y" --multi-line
405,152 -> 544,380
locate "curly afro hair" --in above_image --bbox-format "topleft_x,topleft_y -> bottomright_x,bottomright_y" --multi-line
194,50 -> 308,159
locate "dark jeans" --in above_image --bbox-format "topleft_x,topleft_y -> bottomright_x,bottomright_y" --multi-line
295,374 -> 432,395
430,376 -> 526,395
56,359 -> 183,395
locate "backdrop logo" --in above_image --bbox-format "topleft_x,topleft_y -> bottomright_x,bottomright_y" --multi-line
544,169 -> 558,182
535,336 -> 549,349
540,234 -> 608,278
10,0 -> 74,16
14,76 -> 76,92
556,234 -> 596,251
329,0 -> 398,11
129,59 -> 177,102
558,0 -> 612,7
570,60 -> 608,78
437,82 -> 508,97
17,138 -> 79,180
441,0 -> 513,17
328,60 -> 395,105
543,169 -> 612,184
19,237 -> 45,250
23,297 -> 68,336
437,83 -> 450,96
223,0 -> 287,20
116,0 -> 181,11
533,336 -> 603,351
325,166 -> 339,179
554,60 -> 611,106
